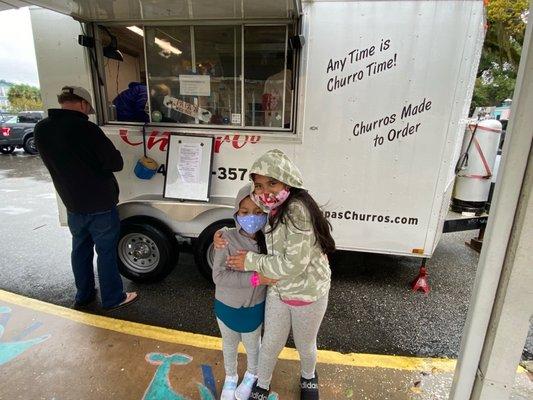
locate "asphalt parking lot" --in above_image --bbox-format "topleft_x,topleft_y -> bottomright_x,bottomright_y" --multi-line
0,151 -> 531,361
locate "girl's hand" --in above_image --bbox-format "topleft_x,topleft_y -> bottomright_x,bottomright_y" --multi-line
226,250 -> 248,270
213,230 -> 228,250
259,274 -> 278,286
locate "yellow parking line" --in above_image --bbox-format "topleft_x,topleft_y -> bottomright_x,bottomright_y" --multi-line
0,289 -> 524,373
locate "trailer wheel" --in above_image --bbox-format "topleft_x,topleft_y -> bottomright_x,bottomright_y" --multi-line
117,218 -> 178,283
194,220 -> 235,282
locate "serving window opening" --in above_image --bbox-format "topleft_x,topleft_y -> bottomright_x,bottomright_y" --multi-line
96,22 -> 297,132
99,26 -> 149,124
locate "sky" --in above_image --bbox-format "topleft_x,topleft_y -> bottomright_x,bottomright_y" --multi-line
0,8 -> 40,87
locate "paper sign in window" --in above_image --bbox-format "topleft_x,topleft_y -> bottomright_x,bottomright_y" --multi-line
179,75 -> 211,97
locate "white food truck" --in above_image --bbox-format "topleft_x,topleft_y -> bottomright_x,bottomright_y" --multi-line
18,0 -> 487,283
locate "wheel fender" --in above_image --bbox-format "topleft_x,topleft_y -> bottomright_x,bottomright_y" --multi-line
119,214 -> 176,243
22,130 -> 34,143
117,201 -> 234,239
117,203 -> 175,227
196,218 -> 235,241
182,207 -> 235,238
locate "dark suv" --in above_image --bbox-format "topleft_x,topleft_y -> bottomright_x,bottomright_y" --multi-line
0,111 -> 44,155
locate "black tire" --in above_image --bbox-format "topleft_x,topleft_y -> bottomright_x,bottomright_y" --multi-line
23,135 -> 38,155
117,218 -> 178,283
194,220 -> 235,282
0,145 -> 16,154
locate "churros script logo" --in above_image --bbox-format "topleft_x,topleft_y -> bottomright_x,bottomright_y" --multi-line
119,129 -> 260,153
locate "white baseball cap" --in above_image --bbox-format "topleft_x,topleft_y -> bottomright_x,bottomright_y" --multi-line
59,86 -> 95,114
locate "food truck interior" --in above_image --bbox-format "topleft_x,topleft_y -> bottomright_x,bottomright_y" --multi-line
96,23 -> 297,131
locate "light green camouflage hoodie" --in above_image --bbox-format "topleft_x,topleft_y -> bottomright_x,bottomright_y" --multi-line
244,149 -> 331,302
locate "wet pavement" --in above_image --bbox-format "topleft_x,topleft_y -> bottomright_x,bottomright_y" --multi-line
1,290 -> 531,400
0,150 -> 532,364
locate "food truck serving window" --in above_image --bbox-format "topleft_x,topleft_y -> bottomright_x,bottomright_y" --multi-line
100,23 -> 297,132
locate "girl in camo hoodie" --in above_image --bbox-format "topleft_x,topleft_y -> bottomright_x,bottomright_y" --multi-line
224,149 -> 335,400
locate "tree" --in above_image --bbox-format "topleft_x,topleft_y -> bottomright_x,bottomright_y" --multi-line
484,0 -> 528,68
471,0 -> 528,112
7,84 -> 43,112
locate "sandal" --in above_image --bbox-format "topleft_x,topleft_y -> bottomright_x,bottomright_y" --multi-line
105,292 -> 138,310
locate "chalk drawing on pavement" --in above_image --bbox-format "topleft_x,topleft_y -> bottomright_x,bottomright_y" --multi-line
0,305 -> 51,366
143,352 -> 215,400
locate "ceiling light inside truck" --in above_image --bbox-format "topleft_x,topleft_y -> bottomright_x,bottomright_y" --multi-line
127,26 -> 182,56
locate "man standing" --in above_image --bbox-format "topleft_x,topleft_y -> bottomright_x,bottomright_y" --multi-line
35,86 -> 138,310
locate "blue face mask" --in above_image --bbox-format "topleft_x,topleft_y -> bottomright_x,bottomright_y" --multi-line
237,214 -> 268,235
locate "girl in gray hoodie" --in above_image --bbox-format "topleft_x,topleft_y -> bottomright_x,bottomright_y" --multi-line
212,185 -> 276,400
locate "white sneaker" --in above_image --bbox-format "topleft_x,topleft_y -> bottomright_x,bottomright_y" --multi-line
235,371 -> 258,400
221,374 -> 238,400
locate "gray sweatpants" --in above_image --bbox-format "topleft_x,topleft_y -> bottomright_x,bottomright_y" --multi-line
217,318 -> 262,376
257,289 -> 329,389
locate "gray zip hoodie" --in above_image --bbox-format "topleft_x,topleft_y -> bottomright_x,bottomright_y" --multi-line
212,185 -> 267,308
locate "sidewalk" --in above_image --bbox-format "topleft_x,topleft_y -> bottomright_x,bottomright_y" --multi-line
0,290 -> 530,400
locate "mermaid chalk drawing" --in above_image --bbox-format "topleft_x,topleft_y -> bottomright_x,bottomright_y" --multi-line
0,306 -> 51,366
142,351 -> 280,400
143,352 -> 215,400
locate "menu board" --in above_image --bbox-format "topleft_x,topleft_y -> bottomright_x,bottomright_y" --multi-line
164,134 -> 214,201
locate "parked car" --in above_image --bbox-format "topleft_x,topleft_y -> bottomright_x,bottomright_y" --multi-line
0,113 -> 16,123
0,111 -> 44,155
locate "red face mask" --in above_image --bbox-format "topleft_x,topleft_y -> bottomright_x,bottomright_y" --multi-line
253,188 -> 290,210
